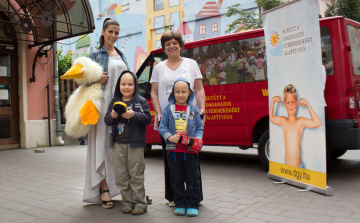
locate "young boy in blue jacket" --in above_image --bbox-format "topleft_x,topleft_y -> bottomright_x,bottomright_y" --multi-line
104,70 -> 151,215
159,77 -> 204,217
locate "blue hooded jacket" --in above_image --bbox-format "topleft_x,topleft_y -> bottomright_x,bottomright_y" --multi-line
104,70 -> 151,148
159,77 -> 204,151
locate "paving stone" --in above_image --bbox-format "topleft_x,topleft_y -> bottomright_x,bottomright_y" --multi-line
330,217 -> 360,223
1,146 -> 360,223
0,211 -> 39,223
235,217 -> 267,223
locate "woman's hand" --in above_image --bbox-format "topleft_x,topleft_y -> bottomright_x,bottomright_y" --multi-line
122,107 -> 135,119
157,114 -> 161,128
97,72 -> 109,84
200,109 -> 206,126
111,110 -> 118,119
168,134 -> 180,144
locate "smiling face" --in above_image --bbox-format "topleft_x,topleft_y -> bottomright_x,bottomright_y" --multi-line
119,72 -> 135,100
284,92 -> 298,116
102,24 -> 120,47
164,38 -> 181,58
173,81 -> 191,106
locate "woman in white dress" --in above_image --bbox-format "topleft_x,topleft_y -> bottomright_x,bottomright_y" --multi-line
84,18 -> 129,208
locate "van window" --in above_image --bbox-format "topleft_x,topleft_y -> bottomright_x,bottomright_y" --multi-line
137,59 -> 152,100
137,53 -> 168,99
347,25 -> 360,75
180,36 -> 267,86
320,26 -> 334,76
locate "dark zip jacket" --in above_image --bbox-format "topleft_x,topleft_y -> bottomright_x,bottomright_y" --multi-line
104,70 -> 151,148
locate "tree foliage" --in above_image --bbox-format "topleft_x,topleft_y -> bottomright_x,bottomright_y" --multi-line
225,0 -> 284,34
325,0 -> 360,22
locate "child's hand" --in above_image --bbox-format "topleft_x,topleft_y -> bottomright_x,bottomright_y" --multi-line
111,110 -> 118,119
168,134 -> 180,143
299,98 -> 308,106
122,107 -> 135,119
273,96 -> 281,106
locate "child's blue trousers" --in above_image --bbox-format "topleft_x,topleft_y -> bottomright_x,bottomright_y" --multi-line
167,151 -> 201,209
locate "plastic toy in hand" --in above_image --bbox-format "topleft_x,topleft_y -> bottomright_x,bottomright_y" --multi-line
113,101 -> 129,123
178,134 -> 203,152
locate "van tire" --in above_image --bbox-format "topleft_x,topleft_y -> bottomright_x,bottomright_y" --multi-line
258,130 -> 270,170
144,144 -> 152,154
329,150 -> 347,161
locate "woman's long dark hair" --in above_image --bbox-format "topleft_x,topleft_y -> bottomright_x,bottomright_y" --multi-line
99,18 -> 120,49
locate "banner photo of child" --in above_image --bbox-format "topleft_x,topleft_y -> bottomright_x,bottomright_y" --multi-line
263,0 -> 327,189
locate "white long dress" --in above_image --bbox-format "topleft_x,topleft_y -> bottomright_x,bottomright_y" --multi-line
83,55 -> 126,203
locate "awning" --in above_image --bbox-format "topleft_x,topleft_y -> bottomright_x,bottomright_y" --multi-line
0,0 -> 95,47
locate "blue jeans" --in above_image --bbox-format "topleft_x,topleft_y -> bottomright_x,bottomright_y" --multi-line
167,152 -> 200,209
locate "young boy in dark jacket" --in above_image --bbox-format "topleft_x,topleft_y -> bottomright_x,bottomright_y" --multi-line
104,70 -> 151,215
159,77 -> 204,217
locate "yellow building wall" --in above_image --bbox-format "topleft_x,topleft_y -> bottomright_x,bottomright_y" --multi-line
145,0 -> 184,53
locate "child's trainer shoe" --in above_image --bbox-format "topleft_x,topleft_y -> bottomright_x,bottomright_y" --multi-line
174,208 -> 186,215
122,204 -> 133,214
131,206 -> 147,215
186,208 -> 198,217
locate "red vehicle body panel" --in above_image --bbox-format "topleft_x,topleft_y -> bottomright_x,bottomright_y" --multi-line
137,17 -> 360,151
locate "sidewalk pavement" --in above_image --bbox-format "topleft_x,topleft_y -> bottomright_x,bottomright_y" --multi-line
0,145 -> 360,223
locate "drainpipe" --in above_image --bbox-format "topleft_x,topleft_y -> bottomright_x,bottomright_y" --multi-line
53,42 -> 64,145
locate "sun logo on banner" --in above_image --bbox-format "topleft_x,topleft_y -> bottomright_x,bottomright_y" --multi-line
267,30 -> 283,57
270,31 -> 280,48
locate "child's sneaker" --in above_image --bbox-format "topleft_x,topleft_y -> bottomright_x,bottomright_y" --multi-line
131,206 -> 147,215
168,201 -> 175,207
186,208 -> 198,217
174,208 -> 186,215
122,204 -> 133,214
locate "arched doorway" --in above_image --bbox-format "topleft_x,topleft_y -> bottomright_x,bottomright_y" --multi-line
0,11 -> 19,149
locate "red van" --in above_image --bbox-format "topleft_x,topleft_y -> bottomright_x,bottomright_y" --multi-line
136,16 -> 360,168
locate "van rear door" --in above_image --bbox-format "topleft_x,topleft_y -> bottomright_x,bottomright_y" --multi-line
345,21 -> 360,124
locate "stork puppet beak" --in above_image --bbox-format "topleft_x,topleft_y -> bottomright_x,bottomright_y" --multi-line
60,64 -> 84,79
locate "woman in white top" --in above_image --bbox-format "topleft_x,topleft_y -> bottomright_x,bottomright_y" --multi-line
150,30 -> 206,206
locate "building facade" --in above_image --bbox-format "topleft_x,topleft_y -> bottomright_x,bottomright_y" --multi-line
0,0 -> 94,149
60,0 -> 259,72
1,0 -> 330,149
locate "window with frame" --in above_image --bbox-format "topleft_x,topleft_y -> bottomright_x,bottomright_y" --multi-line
180,36 -> 267,86
347,25 -> 360,75
169,0 -> 180,7
199,25 -> 206,35
137,53 -> 167,100
320,26 -> 334,76
154,0 -> 164,10
211,23 -> 218,33
154,16 -> 165,34
155,40 -> 161,49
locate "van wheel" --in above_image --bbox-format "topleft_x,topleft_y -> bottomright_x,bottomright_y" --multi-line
258,130 -> 270,170
329,150 -> 347,161
144,144 -> 152,154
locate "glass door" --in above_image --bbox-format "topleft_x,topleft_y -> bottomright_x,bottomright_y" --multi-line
0,45 -> 19,149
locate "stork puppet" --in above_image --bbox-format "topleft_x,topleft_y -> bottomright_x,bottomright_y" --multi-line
60,57 -> 103,138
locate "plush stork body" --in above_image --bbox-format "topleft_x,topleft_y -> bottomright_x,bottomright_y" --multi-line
60,57 -> 103,138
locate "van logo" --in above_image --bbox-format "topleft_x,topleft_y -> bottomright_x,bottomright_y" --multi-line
268,30 -> 283,57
